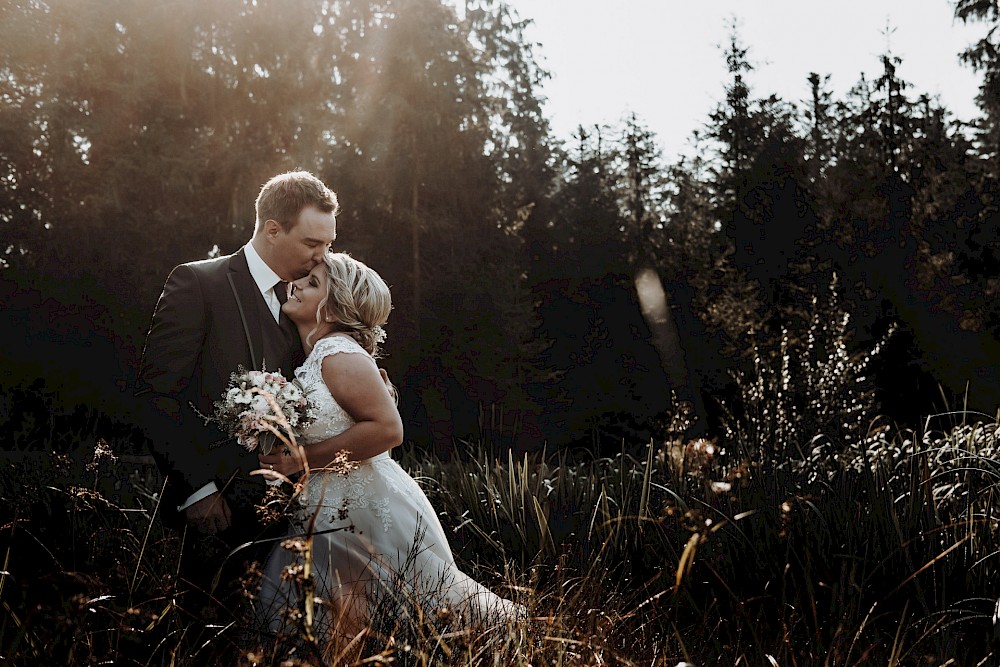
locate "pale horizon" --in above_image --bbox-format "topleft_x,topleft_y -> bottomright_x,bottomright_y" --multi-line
503,0 -> 986,160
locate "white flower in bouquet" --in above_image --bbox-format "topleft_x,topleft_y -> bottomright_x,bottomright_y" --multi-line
251,394 -> 270,415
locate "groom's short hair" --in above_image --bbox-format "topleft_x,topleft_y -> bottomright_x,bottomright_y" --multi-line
255,171 -> 340,231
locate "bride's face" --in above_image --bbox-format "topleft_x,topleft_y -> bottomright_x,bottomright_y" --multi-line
283,263 -> 330,325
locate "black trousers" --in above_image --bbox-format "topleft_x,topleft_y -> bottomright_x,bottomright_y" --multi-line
176,478 -> 287,604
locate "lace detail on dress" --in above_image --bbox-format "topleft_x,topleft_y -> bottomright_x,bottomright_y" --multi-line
294,335 -> 371,446
384,473 -> 409,498
372,497 -> 392,532
299,460 -> 413,533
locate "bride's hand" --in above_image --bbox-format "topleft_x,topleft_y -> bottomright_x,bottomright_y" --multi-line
258,445 -> 303,479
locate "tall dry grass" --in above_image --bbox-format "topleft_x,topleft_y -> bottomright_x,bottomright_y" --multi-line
2,406 -> 999,664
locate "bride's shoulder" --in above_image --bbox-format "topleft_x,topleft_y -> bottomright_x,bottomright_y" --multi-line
312,333 -> 368,358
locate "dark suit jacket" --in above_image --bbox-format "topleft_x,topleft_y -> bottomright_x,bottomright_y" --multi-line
135,248 -> 302,528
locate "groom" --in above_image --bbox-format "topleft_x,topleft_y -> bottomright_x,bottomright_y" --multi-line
135,171 -> 338,598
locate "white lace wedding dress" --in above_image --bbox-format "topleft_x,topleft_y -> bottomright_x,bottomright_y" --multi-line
257,335 -> 521,645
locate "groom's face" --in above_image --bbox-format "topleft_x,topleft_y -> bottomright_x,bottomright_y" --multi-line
267,205 -> 338,281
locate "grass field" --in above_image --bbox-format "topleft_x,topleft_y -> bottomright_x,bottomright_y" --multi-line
1,390 -> 998,665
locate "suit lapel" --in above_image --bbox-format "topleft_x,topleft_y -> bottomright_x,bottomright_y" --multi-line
227,249 -> 263,371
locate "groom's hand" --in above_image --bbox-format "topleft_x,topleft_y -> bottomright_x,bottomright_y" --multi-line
379,368 -> 397,402
186,492 -> 232,535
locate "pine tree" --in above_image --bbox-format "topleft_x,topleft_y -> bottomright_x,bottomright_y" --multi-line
955,0 -> 1000,175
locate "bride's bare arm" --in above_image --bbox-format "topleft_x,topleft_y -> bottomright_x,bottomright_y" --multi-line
317,351 -> 403,462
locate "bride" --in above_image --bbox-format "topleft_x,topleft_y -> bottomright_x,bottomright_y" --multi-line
255,252 -> 521,649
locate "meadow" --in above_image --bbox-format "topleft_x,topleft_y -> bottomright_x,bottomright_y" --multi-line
1,381 -> 998,665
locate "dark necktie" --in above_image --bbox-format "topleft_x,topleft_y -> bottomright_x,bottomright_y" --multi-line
274,281 -> 295,343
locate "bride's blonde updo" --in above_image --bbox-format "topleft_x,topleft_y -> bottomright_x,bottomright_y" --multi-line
314,252 -> 391,357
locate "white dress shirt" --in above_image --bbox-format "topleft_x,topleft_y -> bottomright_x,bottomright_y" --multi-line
178,242 -> 283,511
244,241 -> 284,323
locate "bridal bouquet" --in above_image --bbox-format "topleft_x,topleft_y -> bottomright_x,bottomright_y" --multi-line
212,367 -> 315,455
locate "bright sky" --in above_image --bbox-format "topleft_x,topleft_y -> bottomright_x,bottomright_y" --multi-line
502,0 -> 986,161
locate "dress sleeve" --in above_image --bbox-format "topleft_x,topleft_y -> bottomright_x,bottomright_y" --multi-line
311,335 -> 372,363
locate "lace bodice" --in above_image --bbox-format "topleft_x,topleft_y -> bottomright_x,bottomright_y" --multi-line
294,335 -> 372,445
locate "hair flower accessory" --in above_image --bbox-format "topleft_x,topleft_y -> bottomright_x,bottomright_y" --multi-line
373,325 -> 387,344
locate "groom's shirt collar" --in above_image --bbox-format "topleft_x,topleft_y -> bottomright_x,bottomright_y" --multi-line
244,242 -> 281,297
